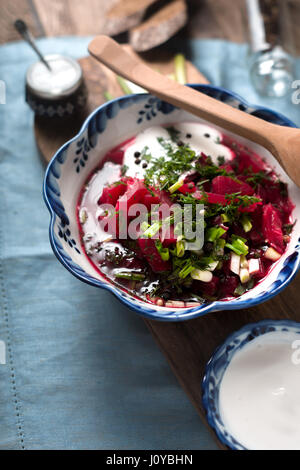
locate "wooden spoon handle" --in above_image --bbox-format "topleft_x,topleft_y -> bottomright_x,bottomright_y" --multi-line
89,36 -> 278,149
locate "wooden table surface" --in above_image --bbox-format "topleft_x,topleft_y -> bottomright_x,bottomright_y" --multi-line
2,0 -> 300,450
0,0 -> 248,44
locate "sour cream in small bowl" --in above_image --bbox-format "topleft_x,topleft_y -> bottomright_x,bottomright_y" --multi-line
202,319 -> 300,450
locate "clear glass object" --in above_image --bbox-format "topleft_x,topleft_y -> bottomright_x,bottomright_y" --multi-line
246,0 -> 296,98
249,46 -> 294,97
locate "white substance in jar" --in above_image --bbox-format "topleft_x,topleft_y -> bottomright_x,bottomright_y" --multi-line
219,331 -> 300,450
26,54 -> 82,99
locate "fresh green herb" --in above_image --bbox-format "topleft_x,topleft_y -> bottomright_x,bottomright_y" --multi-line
166,126 -> 181,142
202,193 -> 261,221
195,162 -> 232,179
140,146 -> 152,163
120,164 -> 128,176
115,271 -> 145,281
234,284 -> 246,296
245,171 -> 269,187
279,181 -> 288,197
283,221 -> 296,235
144,138 -> 196,190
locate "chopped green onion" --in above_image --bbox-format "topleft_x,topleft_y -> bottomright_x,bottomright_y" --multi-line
225,237 -> 249,256
103,91 -> 114,101
240,255 -> 249,269
178,260 -> 195,279
240,267 -> 250,284
241,214 -> 252,233
221,213 -> 230,223
176,240 -> 185,257
174,53 -> 186,84
143,221 -> 161,238
168,178 -> 184,194
117,76 -> 133,95
155,240 -> 170,261
205,227 -> 226,242
115,272 -> 145,281
232,234 -> 247,243
141,221 -> 150,232
190,269 -> 213,282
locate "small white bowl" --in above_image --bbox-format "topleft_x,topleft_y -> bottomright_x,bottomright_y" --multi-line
202,319 -> 300,449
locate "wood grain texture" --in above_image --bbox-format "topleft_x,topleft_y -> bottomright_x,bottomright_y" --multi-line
187,0 -> 248,42
35,45 -> 208,164
145,269 -> 300,447
0,0 -> 249,44
108,0 -> 160,18
32,0 -> 116,37
129,0 -> 187,51
0,0 -> 44,44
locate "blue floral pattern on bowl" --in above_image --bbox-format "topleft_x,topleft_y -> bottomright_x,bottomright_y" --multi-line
43,85 -> 300,321
202,319 -> 300,450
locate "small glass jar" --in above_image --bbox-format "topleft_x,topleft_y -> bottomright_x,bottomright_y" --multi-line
26,54 -> 87,118
247,0 -> 295,98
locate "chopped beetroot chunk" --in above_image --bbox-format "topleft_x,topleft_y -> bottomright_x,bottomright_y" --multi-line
238,149 -> 266,174
193,275 -> 219,297
178,182 -> 196,194
138,238 -> 171,272
98,182 -> 127,206
219,163 -> 234,173
220,275 -> 239,298
211,175 -> 254,196
160,225 -> 177,247
160,190 -> 174,207
116,179 -> 149,209
262,203 -> 284,253
143,192 -> 160,210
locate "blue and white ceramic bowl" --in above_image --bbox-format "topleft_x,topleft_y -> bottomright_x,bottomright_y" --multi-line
202,319 -> 300,450
43,84 -> 300,321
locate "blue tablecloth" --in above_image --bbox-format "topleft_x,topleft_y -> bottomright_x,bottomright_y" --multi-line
0,36 -> 299,450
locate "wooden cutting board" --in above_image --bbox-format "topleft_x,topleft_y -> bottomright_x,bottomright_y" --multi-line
35,45 -> 300,449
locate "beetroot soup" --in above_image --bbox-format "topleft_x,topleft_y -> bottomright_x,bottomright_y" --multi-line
77,123 -> 294,308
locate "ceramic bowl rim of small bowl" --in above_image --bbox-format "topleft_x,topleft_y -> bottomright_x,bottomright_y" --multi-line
43,84 -> 300,322
202,319 -> 300,450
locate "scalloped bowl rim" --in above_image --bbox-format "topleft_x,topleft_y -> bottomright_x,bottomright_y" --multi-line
43,84 -> 300,321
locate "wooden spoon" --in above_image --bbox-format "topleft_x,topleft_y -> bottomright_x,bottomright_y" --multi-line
89,35 -> 300,187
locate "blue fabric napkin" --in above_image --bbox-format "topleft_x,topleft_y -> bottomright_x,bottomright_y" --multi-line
0,36 -> 299,450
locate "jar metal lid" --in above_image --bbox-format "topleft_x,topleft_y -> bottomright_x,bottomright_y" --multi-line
26,54 -> 83,100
